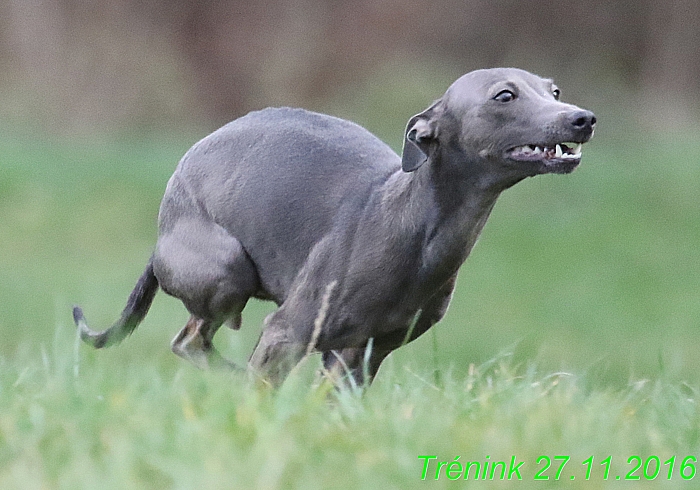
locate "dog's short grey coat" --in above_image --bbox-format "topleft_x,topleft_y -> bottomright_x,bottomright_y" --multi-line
74,68 -> 596,386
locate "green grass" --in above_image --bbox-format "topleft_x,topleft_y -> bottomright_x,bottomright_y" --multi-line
2,339 -> 699,489
2,123 -> 700,488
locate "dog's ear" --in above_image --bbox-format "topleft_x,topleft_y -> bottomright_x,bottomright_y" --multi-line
401,101 -> 441,172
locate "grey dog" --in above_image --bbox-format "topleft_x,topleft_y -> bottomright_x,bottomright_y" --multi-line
74,68 -> 596,387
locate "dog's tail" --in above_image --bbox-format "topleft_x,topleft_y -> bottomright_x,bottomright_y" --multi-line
73,256 -> 159,348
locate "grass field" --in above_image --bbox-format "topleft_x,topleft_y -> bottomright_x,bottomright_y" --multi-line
2,118 -> 700,488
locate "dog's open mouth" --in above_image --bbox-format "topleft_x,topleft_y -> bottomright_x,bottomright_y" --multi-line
507,142 -> 583,162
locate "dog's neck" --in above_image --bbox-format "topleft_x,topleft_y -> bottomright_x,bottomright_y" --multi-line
380,152 -> 504,289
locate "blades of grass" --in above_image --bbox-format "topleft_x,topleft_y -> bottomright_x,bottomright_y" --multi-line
400,309 -> 422,348
73,325 -> 81,380
306,280 -> 337,356
362,337 -> 374,389
330,349 -> 359,393
431,327 -> 441,388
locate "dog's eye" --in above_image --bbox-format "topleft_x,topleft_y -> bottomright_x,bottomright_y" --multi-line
552,88 -> 561,100
493,90 -> 516,103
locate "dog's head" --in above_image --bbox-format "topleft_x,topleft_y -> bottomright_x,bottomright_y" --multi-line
401,68 -> 596,185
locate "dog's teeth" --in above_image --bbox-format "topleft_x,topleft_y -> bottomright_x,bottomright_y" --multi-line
573,143 -> 582,155
532,146 -> 542,154
555,144 -> 563,158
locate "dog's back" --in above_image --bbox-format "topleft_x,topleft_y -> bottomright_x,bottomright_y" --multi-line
158,107 -> 399,303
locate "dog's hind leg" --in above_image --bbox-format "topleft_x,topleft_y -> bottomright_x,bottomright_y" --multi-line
154,215 -> 260,370
171,315 -> 239,370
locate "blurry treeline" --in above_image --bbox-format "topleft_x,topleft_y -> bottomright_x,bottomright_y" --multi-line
2,0 -> 699,134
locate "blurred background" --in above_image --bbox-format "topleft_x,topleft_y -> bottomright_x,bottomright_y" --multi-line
2,0 -> 700,386
3,0 -> 700,134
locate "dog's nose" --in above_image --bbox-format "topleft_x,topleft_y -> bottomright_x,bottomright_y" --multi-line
568,110 -> 596,133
